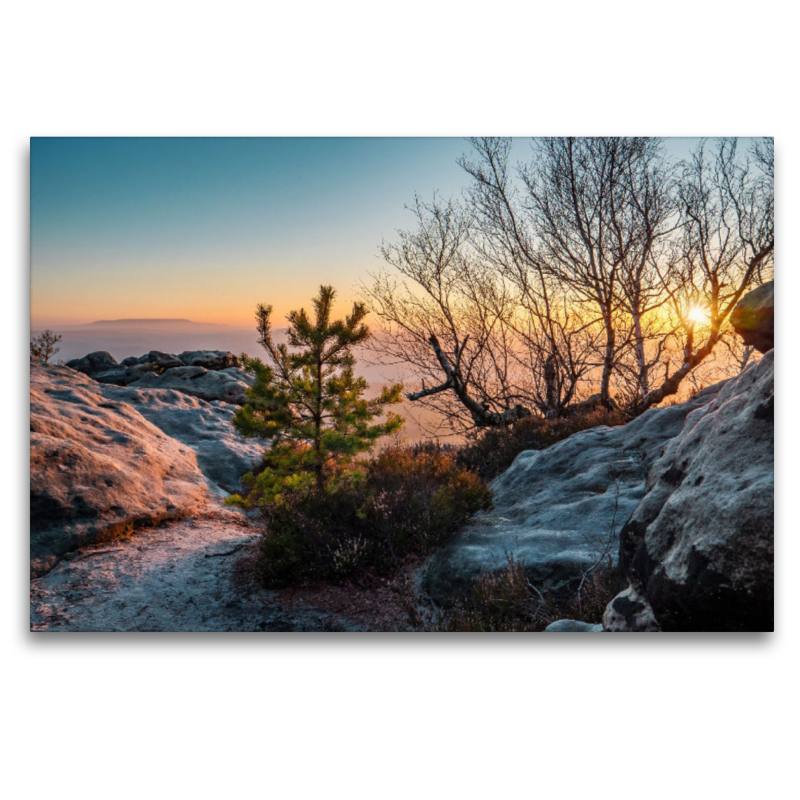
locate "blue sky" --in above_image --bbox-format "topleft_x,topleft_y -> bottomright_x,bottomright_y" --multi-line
31,137 -> 709,325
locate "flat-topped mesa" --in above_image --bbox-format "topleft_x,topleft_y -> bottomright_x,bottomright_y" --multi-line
87,318 -> 195,326
731,280 -> 774,353
65,349 -> 250,403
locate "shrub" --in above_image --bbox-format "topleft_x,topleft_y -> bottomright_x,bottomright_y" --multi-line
456,407 -> 626,481
257,445 -> 492,588
408,554 -> 618,632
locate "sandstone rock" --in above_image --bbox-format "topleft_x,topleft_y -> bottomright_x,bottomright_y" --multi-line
128,365 -> 252,404
66,352 -> 149,386
422,383 -> 724,606
139,350 -> 184,370
123,362 -> 156,381
731,281 -> 774,353
602,585 -> 660,632
543,620 -> 603,632
30,364 -> 212,577
99,385 -> 262,492
66,350 -> 118,375
605,351 -> 774,632
177,350 -> 240,370
89,368 -> 130,386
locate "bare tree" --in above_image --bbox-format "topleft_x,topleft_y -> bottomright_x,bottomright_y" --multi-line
637,138 -> 773,410
460,138 -> 602,416
362,195 -> 533,433
30,329 -> 62,364
520,137 -> 681,407
365,137 -> 773,433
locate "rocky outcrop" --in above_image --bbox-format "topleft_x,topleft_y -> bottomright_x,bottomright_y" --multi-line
30,364 -> 212,577
65,349 -> 251,403
178,350 -> 240,370
99,385 -> 262,492
731,281 -> 774,353
127,365 -> 251,404
603,351 -> 774,632
65,350 -> 118,375
30,363 -> 264,577
422,383 -> 724,605
140,350 -> 183,370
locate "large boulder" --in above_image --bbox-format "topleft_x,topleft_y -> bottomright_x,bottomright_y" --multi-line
30,364 -> 212,577
139,350 -> 184,370
731,281 -> 774,353
64,351 -> 154,386
99,385 -> 262,493
422,383 -> 724,605
128,365 -> 252,404
603,351 -> 773,632
177,350 -> 240,370
65,350 -> 119,375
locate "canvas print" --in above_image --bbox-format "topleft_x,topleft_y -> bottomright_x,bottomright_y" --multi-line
29,137 -> 774,632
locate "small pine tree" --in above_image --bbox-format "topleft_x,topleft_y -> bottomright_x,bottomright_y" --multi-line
30,329 -> 62,364
231,285 -> 403,505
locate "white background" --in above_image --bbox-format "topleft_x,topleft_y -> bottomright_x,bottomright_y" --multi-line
3,2 -> 797,799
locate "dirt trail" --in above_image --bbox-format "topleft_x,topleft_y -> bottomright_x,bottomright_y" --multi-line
30,507 -> 364,632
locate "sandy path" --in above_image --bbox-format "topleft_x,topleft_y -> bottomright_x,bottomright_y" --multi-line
30,507 -> 364,632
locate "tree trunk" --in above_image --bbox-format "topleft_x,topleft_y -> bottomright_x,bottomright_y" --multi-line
600,314 -> 615,407
632,311 -> 649,399
544,354 -> 559,417
314,354 -> 324,493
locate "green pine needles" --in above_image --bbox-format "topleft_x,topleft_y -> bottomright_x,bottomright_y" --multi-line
230,285 -> 404,506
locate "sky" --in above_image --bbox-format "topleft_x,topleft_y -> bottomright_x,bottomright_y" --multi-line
31,137 -> 710,327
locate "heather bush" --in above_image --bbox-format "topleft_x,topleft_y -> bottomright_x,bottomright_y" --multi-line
258,445 -> 492,588
456,407 -> 626,481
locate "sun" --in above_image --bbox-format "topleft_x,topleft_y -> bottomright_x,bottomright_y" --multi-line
687,305 -> 709,324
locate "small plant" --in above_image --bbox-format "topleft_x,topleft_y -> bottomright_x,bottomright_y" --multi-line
30,329 -> 62,364
229,285 -> 403,506
408,553 -> 549,632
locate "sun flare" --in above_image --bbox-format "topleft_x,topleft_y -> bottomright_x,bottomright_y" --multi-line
687,305 -> 709,324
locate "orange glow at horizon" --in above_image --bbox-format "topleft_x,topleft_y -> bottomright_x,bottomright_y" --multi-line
30,261 -> 370,329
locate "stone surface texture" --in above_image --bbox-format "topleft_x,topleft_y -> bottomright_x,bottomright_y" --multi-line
30,364 -> 212,577
731,280 -> 774,354
603,351 -> 774,632
422,383 -> 724,605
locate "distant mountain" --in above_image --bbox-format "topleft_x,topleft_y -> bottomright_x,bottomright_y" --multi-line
78,318 -> 230,329
85,318 -> 202,327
